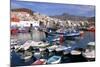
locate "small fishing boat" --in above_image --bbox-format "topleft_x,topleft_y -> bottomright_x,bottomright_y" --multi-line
46,35 -> 60,43
32,59 -> 47,65
20,51 -> 32,60
47,56 -> 61,64
13,45 -> 21,51
82,50 -> 95,61
55,45 -> 69,52
39,48 -> 46,52
63,47 -> 72,55
53,28 -> 81,37
87,26 -> 95,32
51,37 -> 60,42
79,26 -> 95,32
70,50 -> 82,56
82,42 -> 95,61
65,31 -> 80,37
34,52 -> 41,59
11,39 -> 21,50
31,41 -> 49,48
11,39 -> 18,45
47,45 -> 59,52
19,40 -> 32,51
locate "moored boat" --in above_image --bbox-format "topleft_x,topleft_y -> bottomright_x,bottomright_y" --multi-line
82,42 -> 95,61
47,45 -> 59,52
70,50 -> 82,56
11,39 -> 18,45
55,45 -> 70,52
18,40 -> 32,51
87,26 -> 95,32
11,39 -> 21,51
34,52 -> 41,59
31,41 -> 49,48
55,28 -> 81,37
32,59 -> 47,65
47,55 -> 61,64
20,51 -> 32,60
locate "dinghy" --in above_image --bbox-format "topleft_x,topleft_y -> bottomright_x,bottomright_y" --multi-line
32,59 -> 47,65
47,56 -> 61,64
70,50 -> 82,56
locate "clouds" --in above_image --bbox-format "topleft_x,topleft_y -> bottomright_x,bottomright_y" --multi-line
11,0 -> 95,17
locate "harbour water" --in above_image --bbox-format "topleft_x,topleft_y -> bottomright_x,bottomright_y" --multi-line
11,31 -> 95,66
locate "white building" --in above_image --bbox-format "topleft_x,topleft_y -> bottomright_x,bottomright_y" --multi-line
11,21 -> 40,27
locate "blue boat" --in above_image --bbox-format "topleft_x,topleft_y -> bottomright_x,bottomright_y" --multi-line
47,28 -> 80,38
47,56 -> 61,64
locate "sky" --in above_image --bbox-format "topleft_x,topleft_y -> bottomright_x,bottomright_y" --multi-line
11,0 -> 95,17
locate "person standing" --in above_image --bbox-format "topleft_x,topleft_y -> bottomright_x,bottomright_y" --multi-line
59,35 -> 64,45
29,24 -> 33,40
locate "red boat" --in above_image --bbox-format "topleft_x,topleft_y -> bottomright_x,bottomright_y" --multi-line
11,28 -> 19,35
87,27 -> 95,32
32,59 -> 46,65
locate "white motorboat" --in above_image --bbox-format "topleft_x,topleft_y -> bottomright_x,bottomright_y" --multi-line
88,42 -> 95,46
31,41 -> 49,48
47,56 -> 61,64
82,42 -> 95,60
39,48 -> 46,52
82,50 -> 95,59
18,40 -> 49,51
70,50 -> 81,55
10,39 -> 21,51
56,28 -> 80,37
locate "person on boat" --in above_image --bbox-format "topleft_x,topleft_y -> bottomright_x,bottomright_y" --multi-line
59,35 -> 64,45
45,48 -> 49,56
29,24 -> 33,40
